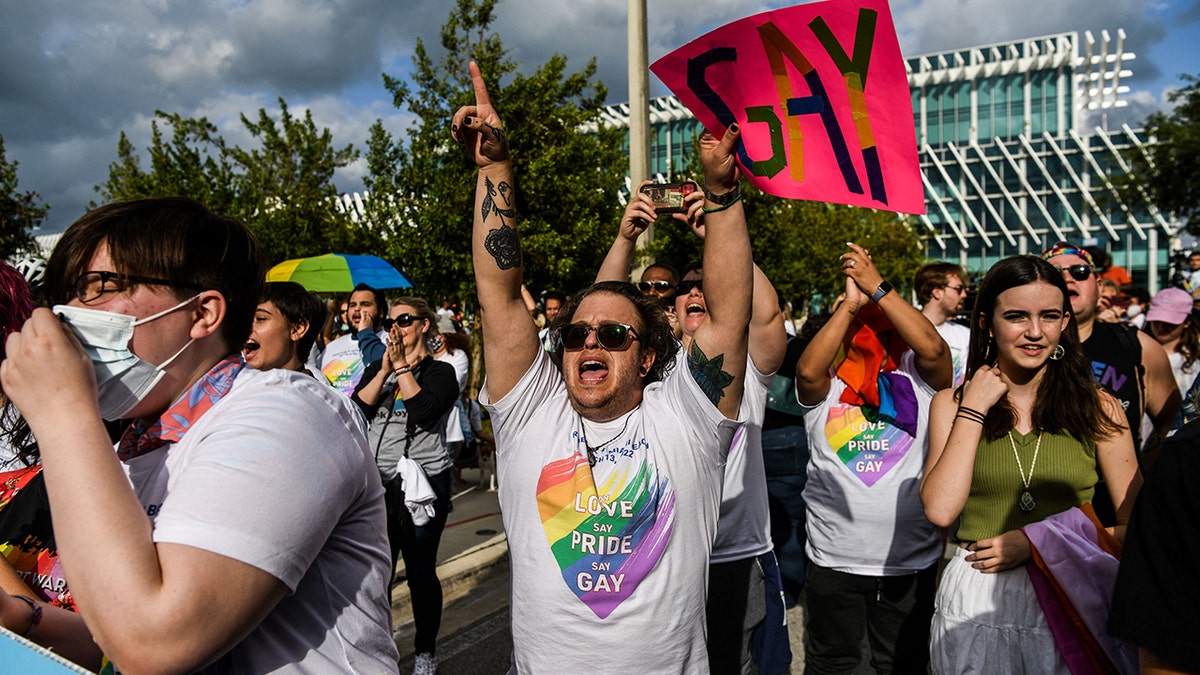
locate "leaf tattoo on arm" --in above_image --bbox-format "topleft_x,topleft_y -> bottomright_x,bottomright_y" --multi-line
482,176 -> 520,270
687,342 -> 735,406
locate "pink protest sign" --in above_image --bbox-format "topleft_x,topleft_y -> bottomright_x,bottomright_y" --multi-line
650,0 -> 924,214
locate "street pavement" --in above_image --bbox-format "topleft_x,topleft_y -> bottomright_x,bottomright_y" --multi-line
392,468 -> 876,674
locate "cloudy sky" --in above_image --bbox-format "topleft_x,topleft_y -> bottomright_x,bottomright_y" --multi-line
2,0 -> 1196,234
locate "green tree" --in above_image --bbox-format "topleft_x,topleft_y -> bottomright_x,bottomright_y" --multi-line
229,100 -> 377,262
0,133 -> 46,258
1121,73 -> 1200,232
96,101 -> 369,265
364,0 -> 626,303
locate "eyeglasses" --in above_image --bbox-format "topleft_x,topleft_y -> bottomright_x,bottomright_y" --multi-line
72,270 -> 203,305
637,280 -> 673,294
557,322 -> 640,351
674,280 -> 703,297
944,284 -> 965,293
1053,264 -> 1094,281
381,313 -> 420,331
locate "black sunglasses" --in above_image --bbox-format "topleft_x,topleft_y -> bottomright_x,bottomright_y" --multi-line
72,270 -> 203,304
674,280 -> 703,297
557,322 -> 640,351
381,313 -> 420,331
637,280 -> 674,294
1053,264 -> 1094,281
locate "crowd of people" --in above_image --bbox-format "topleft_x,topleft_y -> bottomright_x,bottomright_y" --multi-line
0,60 -> 1192,675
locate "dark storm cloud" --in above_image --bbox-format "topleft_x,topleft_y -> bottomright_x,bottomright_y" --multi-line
0,0 -> 1189,233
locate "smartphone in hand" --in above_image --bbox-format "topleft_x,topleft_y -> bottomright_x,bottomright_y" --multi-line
639,181 -> 698,214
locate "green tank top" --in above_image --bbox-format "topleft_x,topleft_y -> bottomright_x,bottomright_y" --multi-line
956,429 -> 1098,542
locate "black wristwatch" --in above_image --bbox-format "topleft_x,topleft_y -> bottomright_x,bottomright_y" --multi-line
871,280 -> 893,303
703,181 -> 741,206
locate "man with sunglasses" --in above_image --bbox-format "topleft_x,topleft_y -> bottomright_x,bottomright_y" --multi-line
915,262 -> 971,387
456,62 -> 752,673
1041,242 -> 1179,477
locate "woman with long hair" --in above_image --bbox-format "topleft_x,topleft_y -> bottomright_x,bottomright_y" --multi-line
921,255 -> 1142,672
353,296 -> 458,675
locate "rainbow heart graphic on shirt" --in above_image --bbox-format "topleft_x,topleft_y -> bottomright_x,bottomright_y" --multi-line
537,452 -> 673,619
824,402 -> 915,487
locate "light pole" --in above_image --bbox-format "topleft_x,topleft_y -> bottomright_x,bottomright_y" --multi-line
628,0 -> 652,253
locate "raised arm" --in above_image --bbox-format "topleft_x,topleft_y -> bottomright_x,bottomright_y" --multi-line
595,180 -> 657,284
453,61 -> 540,400
678,193 -> 785,374
688,126 -> 752,419
841,243 -> 951,390
921,367 -> 1008,526
796,279 -> 861,405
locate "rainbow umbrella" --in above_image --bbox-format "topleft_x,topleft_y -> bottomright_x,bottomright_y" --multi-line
266,253 -> 413,292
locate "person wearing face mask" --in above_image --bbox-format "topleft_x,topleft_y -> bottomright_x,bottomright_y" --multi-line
0,197 -> 399,673
352,297 -> 458,675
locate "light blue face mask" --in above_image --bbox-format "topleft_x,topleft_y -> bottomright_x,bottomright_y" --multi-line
54,294 -> 200,420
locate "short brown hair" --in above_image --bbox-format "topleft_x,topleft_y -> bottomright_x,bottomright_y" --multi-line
914,262 -> 966,305
45,197 -> 266,354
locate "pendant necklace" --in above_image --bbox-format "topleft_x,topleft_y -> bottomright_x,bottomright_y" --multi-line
581,408 -> 637,467
1007,429 -> 1042,512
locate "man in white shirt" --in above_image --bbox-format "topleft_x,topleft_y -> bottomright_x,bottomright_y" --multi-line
914,262 -> 971,387
455,62 -> 753,673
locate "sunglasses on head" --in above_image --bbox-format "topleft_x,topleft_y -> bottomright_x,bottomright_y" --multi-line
557,322 -> 640,351
637,280 -> 673,294
674,280 -> 703,297
1053,264 -> 1094,281
381,313 -> 420,331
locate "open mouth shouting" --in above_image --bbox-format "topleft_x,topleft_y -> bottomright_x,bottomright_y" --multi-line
580,358 -> 609,384
243,337 -> 261,362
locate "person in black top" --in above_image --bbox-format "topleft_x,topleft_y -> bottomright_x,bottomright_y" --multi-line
353,296 -> 458,674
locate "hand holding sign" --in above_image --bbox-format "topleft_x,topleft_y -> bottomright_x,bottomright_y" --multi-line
651,0 -> 923,215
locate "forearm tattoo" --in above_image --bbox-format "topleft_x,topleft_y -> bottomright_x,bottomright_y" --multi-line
482,175 -> 520,269
687,342 -> 735,406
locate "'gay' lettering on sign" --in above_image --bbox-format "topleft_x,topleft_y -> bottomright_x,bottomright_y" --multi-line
650,0 -> 924,215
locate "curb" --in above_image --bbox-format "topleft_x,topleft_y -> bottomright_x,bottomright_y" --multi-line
391,533 -> 509,629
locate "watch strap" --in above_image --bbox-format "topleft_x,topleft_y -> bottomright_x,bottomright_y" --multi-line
703,182 -> 741,206
871,280 -> 893,303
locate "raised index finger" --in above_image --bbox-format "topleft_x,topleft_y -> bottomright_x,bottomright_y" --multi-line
470,61 -> 492,109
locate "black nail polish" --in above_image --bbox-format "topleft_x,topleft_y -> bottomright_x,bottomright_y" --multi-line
464,116 -> 473,126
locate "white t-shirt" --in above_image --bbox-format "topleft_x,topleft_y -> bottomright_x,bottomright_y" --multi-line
320,331 -> 384,396
436,348 -> 471,444
710,355 -> 774,564
123,368 -> 399,673
481,348 -> 738,674
799,352 -> 941,575
936,321 -> 971,388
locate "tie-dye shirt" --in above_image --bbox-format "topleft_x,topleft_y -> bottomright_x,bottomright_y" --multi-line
482,347 -> 739,674
320,330 -> 383,396
800,351 -> 941,575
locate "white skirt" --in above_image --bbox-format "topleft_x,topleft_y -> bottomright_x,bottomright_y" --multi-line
929,547 -> 1070,674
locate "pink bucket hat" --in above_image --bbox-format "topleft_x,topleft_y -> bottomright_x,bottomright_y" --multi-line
1146,287 -> 1194,326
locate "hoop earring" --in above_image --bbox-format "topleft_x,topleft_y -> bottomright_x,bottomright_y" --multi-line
1049,344 -> 1065,361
